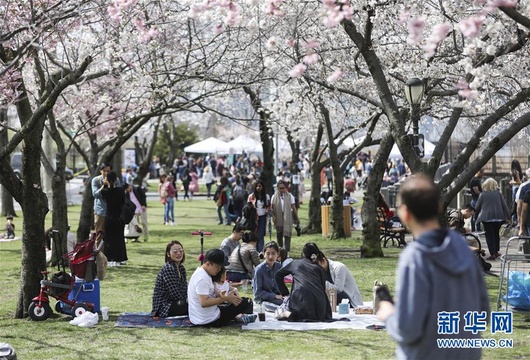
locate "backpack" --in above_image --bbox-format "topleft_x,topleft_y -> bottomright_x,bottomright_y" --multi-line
213,185 -> 222,202
120,195 -> 136,225
233,184 -> 245,201
160,184 -> 168,198
239,202 -> 257,231
68,237 -> 97,280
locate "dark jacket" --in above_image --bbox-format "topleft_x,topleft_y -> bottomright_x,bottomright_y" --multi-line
386,229 -> 489,360
475,191 -> 510,223
132,185 -> 147,207
275,258 -> 332,322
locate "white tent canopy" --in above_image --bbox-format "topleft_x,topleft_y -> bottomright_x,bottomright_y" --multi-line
342,135 -> 436,159
184,137 -> 229,154
389,139 -> 436,159
223,135 -> 263,154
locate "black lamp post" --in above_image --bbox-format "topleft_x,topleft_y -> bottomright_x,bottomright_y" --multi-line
404,77 -> 425,157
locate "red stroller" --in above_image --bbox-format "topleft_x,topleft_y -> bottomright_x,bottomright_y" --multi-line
28,231 -> 103,321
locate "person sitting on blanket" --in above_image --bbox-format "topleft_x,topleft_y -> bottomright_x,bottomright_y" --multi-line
219,223 -> 245,262
308,243 -> 364,308
253,241 -> 284,306
274,243 -> 332,322
187,249 -> 256,326
151,241 -> 189,317
212,266 -> 239,305
226,232 -> 260,282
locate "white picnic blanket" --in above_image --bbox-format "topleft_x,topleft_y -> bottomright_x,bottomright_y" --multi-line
244,302 -> 384,331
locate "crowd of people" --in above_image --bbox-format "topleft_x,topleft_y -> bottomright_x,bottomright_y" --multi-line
85,153 -> 514,358
453,162 -> 530,260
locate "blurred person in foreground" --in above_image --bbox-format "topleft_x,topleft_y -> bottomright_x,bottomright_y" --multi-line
377,174 -> 489,360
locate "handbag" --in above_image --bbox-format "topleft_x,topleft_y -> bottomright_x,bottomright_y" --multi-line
237,246 -> 251,278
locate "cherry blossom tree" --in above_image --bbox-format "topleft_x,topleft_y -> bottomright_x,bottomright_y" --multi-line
184,0 -> 529,255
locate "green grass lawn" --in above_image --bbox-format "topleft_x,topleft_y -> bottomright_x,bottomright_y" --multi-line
0,198 -> 528,359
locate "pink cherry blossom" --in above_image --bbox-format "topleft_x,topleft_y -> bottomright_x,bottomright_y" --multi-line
224,4 -> 240,26
303,53 -> 319,65
407,17 -> 425,45
423,23 -> 451,58
303,39 -> 319,49
490,0 -> 517,7
327,69 -> 344,83
321,1 -> 353,28
107,6 -> 122,22
213,24 -> 225,35
288,63 -> 307,78
398,8 -> 410,25
456,78 -> 473,99
266,37 -> 278,49
458,16 -> 485,38
263,0 -> 284,16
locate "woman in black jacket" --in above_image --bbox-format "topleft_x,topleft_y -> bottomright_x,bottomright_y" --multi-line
275,243 -> 332,322
101,171 -> 127,266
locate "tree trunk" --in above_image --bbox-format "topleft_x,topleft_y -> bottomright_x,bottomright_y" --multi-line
242,86 -> 275,195
360,132 -> 394,258
307,161 -> 324,234
329,153 -> 345,239
259,118 -> 275,195
0,109 -> 17,217
306,124 -> 326,233
44,111 -> 70,263
77,176 -> 95,242
51,169 -> 69,262
135,117 -> 160,186
15,115 -> 48,318
320,102 -> 345,239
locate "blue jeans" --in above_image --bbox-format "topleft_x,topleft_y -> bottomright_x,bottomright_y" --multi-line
257,215 -> 267,252
217,204 -> 236,224
470,199 -> 481,232
226,271 -> 250,282
165,197 -> 175,223
512,186 -> 519,223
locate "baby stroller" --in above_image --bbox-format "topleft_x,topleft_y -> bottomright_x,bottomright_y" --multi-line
28,231 -> 103,321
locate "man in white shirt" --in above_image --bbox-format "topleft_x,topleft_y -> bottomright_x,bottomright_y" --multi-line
187,249 -> 256,326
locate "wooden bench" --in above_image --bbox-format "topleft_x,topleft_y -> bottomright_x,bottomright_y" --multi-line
377,207 -> 408,247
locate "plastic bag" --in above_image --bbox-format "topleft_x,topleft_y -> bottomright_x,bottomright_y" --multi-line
503,271 -> 530,310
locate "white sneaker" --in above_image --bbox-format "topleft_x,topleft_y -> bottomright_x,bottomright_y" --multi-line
170,221 -> 175,226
